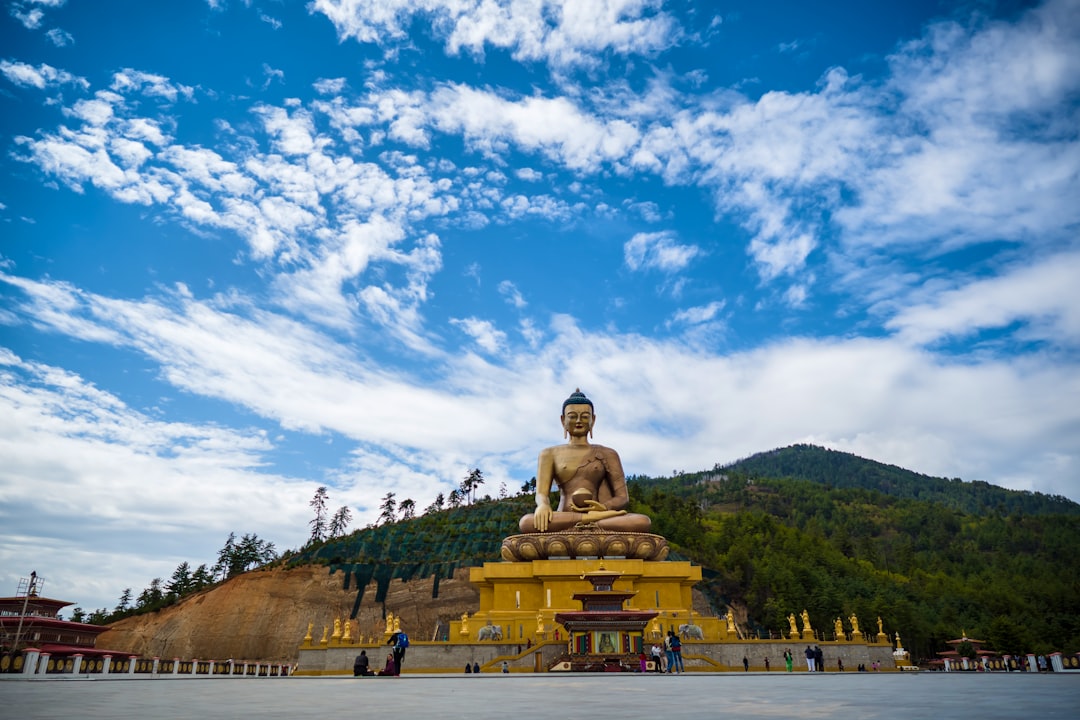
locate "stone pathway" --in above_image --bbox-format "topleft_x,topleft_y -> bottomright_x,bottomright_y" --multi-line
1,672 -> 1076,719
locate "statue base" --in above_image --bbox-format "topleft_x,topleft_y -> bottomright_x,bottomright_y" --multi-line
465,556 -> 709,644
500,530 -> 669,562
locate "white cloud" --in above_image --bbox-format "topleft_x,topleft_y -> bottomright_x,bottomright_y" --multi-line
498,280 -> 527,309
310,0 -> 681,70
670,300 -> 724,326
45,27 -> 72,46
624,230 -> 700,272
450,316 -> 507,354
887,251 -> 1080,348
0,60 -> 88,90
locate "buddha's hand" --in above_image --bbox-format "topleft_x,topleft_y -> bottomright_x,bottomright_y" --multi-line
582,509 -> 627,522
533,505 -> 553,532
569,498 -> 609,513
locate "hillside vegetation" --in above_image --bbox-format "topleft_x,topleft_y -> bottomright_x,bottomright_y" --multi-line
629,445 -> 1080,661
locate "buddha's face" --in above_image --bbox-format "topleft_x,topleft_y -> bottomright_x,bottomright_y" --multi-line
562,403 -> 594,438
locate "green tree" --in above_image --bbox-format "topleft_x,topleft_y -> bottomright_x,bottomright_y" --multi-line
309,486 -> 329,543
328,505 -> 352,538
379,492 -> 397,524
424,492 -> 445,514
213,532 -> 237,580
166,561 -> 193,598
114,588 -> 132,614
136,578 -> 164,609
460,468 -> 485,505
399,498 -> 416,520
191,564 -> 214,591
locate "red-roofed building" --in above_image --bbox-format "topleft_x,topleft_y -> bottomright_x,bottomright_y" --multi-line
1,572 -> 131,674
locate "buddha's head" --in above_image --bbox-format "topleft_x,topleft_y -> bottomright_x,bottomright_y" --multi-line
561,388 -> 595,438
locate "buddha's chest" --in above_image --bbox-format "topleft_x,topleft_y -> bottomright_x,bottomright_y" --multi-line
553,447 -> 600,478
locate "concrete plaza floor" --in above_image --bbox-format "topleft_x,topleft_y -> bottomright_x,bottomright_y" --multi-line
1,672 -> 1077,719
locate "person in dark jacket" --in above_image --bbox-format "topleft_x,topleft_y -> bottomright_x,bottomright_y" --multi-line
353,650 -> 371,676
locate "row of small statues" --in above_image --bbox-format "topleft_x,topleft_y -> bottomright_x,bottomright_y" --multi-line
305,613 -> 404,646
786,611 -> 888,639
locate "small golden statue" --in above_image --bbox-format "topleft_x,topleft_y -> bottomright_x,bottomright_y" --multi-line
393,616 -> 401,633
536,611 -> 545,635
342,619 -> 352,642
834,617 -> 844,638
319,625 -> 329,645
332,618 -> 342,640
788,613 -> 799,638
384,612 -> 395,635
304,622 -> 313,644
726,614 -> 736,634
849,613 -> 861,636
801,609 -> 812,638
877,616 -> 884,634
460,613 -> 470,635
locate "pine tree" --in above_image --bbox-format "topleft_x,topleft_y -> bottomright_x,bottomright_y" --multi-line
166,561 -> 193,598
115,588 -> 133,614
379,492 -> 397,524
329,506 -> 352,538
399,498 -> 416,520
309,486 -> 329,543
424,492 -> 445,515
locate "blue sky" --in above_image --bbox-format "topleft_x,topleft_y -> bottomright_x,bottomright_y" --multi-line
2,0 -> 1078,613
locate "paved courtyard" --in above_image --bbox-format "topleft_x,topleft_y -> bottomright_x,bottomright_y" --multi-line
1,672 -> 1077,719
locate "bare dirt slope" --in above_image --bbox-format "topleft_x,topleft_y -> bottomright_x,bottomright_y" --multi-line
96,565 -> 480,662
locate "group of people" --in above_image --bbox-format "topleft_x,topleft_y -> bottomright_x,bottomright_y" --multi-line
645,631 -> 685,673
352,631 -> 409,677
804,645 -> 826,671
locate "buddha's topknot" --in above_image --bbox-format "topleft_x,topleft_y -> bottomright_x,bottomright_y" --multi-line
562,388 -> 593,410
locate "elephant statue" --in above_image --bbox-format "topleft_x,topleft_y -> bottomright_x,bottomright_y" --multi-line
679,623 -> 704,640
477,624 -> 504,641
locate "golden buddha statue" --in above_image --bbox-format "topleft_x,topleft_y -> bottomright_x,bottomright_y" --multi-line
834,617 -> 843,638
519,389 -> 651,533
849,613 -> 860,635
788,613 -> 799,638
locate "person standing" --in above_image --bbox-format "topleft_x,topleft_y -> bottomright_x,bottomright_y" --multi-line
814,645 -> 824,672
743,656 -> 749,672
664,631 -> 676,673
784,649 -> 793,672
805,646 -> 815,672
670,631 -> 684,673
764,656 -> 770,672
651,642 -> 664,673
390,630 -> 409,675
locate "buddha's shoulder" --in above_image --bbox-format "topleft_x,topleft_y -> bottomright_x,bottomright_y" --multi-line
588,444 -> 620,457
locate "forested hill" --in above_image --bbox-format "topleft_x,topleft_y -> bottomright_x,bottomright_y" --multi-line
721,444 -> 1079,516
